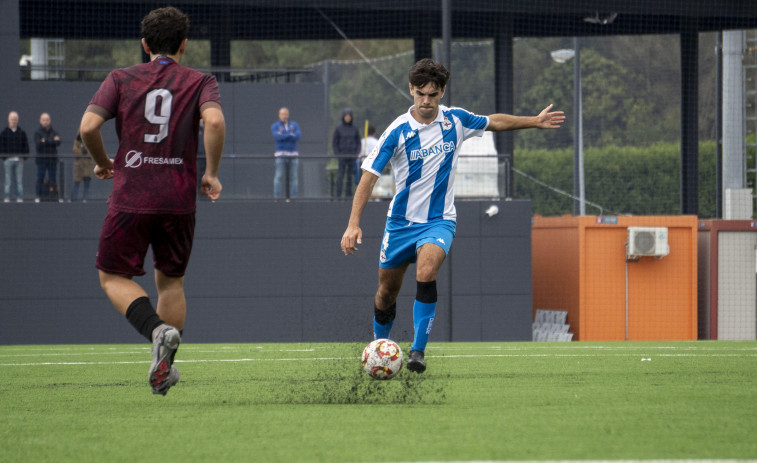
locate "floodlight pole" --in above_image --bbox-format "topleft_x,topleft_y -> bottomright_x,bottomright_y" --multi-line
552,40 -> 586,216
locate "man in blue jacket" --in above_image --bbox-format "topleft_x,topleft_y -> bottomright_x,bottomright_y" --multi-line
271,107 -> 301,201
332,108 -> 361,199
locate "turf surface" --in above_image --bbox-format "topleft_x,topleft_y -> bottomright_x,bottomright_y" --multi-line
1,341 -> 756,462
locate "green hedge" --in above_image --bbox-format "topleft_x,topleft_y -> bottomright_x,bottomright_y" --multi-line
512,141 -> 720,217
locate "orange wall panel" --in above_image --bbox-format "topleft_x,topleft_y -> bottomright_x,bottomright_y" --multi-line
533,215 -> 698,341
583,228 -> 627,340
532,218 -> 581,337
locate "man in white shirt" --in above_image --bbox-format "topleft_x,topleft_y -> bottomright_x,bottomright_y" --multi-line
357,125 -> 379,183
340,58 -> 564,373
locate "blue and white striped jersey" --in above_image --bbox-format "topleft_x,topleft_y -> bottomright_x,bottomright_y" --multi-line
361,105 -> 489,223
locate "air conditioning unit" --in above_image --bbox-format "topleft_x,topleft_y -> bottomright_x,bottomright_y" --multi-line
627,227 -> 670,258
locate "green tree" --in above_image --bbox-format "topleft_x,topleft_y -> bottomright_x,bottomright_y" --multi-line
515,48 -> 662,150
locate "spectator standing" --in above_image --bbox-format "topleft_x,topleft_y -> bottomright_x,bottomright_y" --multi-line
34,112 -> 61,202
0,111 -> 29,202
332,108 -> 361,199
272,107 -> 301,201
71,130 -> 94,202
357,124 -> 378,183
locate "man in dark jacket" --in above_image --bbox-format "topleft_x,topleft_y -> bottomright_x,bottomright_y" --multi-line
332,108 -> 361,198
34,112 -> 61,202
1,111 -> 30,202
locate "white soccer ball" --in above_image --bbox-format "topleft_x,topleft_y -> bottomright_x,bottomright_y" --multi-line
361,339 -> 403,380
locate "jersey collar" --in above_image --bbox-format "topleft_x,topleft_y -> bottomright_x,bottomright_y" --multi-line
406,105 -> 447,130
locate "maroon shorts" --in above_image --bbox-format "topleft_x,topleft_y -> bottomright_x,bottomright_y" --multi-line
96,209 -> 196,277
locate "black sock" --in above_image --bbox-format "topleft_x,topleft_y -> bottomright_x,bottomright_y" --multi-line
374,303 -> 397,325
125,297 -> 164,342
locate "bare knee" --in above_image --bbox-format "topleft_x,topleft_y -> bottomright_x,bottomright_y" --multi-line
415,263 -> 438,282
99,271 -> 127,293
375,286 -> 398,309
155,270 -> 184,293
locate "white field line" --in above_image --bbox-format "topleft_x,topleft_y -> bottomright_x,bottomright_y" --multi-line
3,343 -> 756,354
387,460 -> 756,463
1,350 -> 756,367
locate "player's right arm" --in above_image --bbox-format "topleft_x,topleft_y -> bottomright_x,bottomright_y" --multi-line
200,105 -> 225,201
341,171 -> 379,256
79,107 -> 114,179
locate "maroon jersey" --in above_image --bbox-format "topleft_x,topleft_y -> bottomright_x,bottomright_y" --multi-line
89,57 -> 220,213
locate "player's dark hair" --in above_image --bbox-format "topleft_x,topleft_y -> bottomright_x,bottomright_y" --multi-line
141,6 -> 190,56
408,58 -> 450,90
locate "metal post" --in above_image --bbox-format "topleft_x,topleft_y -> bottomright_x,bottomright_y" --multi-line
716,32 -> 723,218
441,0 -> 452,106
573,37 -> 585,215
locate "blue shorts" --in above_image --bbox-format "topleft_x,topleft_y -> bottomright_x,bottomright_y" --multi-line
379,217 -> 456,269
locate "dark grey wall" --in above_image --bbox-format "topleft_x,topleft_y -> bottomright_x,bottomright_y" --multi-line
0,81 -> 327,157
0,80 -> 329,201
0,200 -> 533,344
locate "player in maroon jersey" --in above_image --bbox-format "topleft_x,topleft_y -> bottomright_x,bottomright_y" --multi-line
79,6 -> 226,395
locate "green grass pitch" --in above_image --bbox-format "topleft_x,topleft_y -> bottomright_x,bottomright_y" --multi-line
2,341 -> 756,463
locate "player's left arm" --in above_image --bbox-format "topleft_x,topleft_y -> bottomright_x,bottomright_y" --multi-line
79,106 -> 114,179
486,104 -> 565,132
200,104 -> 225,201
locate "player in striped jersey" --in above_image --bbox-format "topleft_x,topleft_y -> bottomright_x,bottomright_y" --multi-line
341,58 -> 564,372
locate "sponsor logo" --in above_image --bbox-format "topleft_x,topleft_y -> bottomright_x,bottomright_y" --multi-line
124,150 -> 183,168
367,145 -> 379,161
125,150 -> 143,168
442,117 -> 452,130
409,140 -> 456,162
380,232 -> 390,263
426,317 -> 434,334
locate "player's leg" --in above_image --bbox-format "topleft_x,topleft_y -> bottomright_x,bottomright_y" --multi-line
373,218 -> 417,340
146,269 -> 184,396
154,270 -> 186,330
96,211 -> 179,394
96,211 -> 165,342
406,243 -> 445,372
99,270 -> 167,342
146,213 -> 195,395
407,220 -> 456,372
373,262 -> 409,339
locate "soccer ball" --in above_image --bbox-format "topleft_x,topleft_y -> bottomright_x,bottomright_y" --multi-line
362,339 -> 403,380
